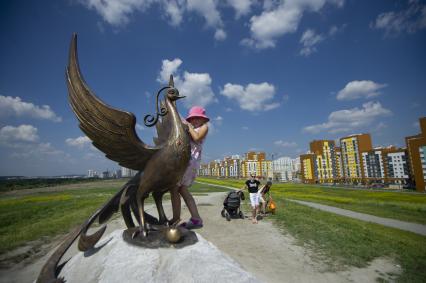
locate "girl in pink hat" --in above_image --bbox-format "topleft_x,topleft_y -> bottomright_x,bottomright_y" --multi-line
173,106 -> 209,229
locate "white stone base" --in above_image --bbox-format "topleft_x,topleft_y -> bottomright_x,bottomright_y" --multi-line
59,230 -> 259,283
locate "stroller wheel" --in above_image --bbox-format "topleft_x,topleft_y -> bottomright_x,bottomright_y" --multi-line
225,212 -> 231,221
221,209 -> 226,217
239,211 -> 244,219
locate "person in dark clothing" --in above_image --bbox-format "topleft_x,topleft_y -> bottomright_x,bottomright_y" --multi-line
243,173 -> 261,224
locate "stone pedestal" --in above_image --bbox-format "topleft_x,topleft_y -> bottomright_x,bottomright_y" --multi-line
59,230 -> 259,283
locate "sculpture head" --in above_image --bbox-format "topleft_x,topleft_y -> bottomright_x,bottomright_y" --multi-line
167,75 -> 185,101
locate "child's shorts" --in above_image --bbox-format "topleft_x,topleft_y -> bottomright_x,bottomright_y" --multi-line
249,193 -> 259,208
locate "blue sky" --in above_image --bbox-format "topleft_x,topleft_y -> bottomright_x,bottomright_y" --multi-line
1,0 -> 425,176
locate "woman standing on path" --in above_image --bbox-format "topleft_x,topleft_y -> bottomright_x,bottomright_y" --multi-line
243,174 -> 261,224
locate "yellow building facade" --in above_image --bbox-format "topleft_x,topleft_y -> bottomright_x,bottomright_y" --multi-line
340,134 -> 372,183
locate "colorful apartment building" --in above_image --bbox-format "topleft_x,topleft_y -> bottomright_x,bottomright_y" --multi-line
386,148 -> 409,184
272,157 -> 294,181
300,153 -> 316,184
225,155 -> 241,178
310,140 -> 337,183
241,151 -> 269,178
334,147 -> 343,181
362,148 -> 386,182
405,117 -> 426,192
340,133 -> 372,183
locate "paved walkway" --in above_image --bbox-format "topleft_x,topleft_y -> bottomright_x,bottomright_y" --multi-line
195,181 -> 426,237
287,199 -> 426,236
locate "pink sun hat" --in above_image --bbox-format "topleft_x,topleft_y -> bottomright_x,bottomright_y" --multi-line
186,106 -> 210,122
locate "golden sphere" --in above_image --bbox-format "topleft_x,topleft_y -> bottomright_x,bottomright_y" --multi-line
166,228 -> 181,243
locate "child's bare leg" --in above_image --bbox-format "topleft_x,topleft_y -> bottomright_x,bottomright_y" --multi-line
178,185 -> 201,220
252,206 -> 257,223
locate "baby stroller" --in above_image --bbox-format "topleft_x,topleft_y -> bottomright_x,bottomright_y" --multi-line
221,190 -> 245,221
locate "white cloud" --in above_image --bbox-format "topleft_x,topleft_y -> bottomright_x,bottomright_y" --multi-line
220,82 -> 279,111
136,123 -> 145,131
162,0 -> 185,26
0,124 -> 39,144
157,58 -> 216,108
227,0 -> 254,19
79,0 -> 154,26
214,29 -> 227,41
328,24 -> 346,36
186,0 -> 225,41
299,24 -> 345,56
0,124 -> 66,160
10,142 -> 64,159
303,101 -> 392,134
371,0 -> 426,36
66,136 -> 92,148
0,95 -> 62,122
274,140 -> 298,147
299,29 -> 324,56
213,116 -> 223,125
79,0 -> 226,40
242,126 -> 249,130
242,0 -> 344,49
180,72 -> 216,107
186,0 -> 222,28
157,58 -> 183,83
336,80 -> 387,100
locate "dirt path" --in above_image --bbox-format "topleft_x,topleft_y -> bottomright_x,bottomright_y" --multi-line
288,199 -> 426,236
0,192 -> 400,283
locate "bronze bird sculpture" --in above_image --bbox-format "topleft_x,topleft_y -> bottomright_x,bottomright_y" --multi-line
36,33 -> 191,283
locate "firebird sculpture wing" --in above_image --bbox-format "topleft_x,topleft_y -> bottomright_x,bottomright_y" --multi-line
66,34 -> 160,171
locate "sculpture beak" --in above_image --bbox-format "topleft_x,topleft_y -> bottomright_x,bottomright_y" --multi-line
175,95 -> 186,100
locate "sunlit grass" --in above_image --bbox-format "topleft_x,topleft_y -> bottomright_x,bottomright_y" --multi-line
271,199 -> 426,282
0,179 -> 230,254
0,187 -> 121,254
197,177 -> 426,224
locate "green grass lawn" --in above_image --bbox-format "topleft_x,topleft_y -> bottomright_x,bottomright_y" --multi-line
199,177 -> 426,282
197,177 -> 426,224
271,199 -> 426,282
0,187 -> 120,254
0,180 -> 230,255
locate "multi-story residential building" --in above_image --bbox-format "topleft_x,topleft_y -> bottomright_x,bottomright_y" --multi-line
362,148 -> 386,182
292,157 -> 301,173
386,148 -> 409,184
334,147 -> 343,181
340,134 -> 372,183
405,117 -> 426,192
272,157 -> 294,182
87,169 -> 98,178
121,167 -> 137,178
227,155 -> 241,178
198,163 -> 209,176
300,153 -> 316,184
210,160 -> 220,177
310,140 -> 337,183
241,151 -> 268,178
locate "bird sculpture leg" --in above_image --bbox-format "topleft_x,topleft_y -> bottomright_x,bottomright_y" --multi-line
152,191 -> 168,225
134,191 -> 148,238
168,187 -> 181,226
